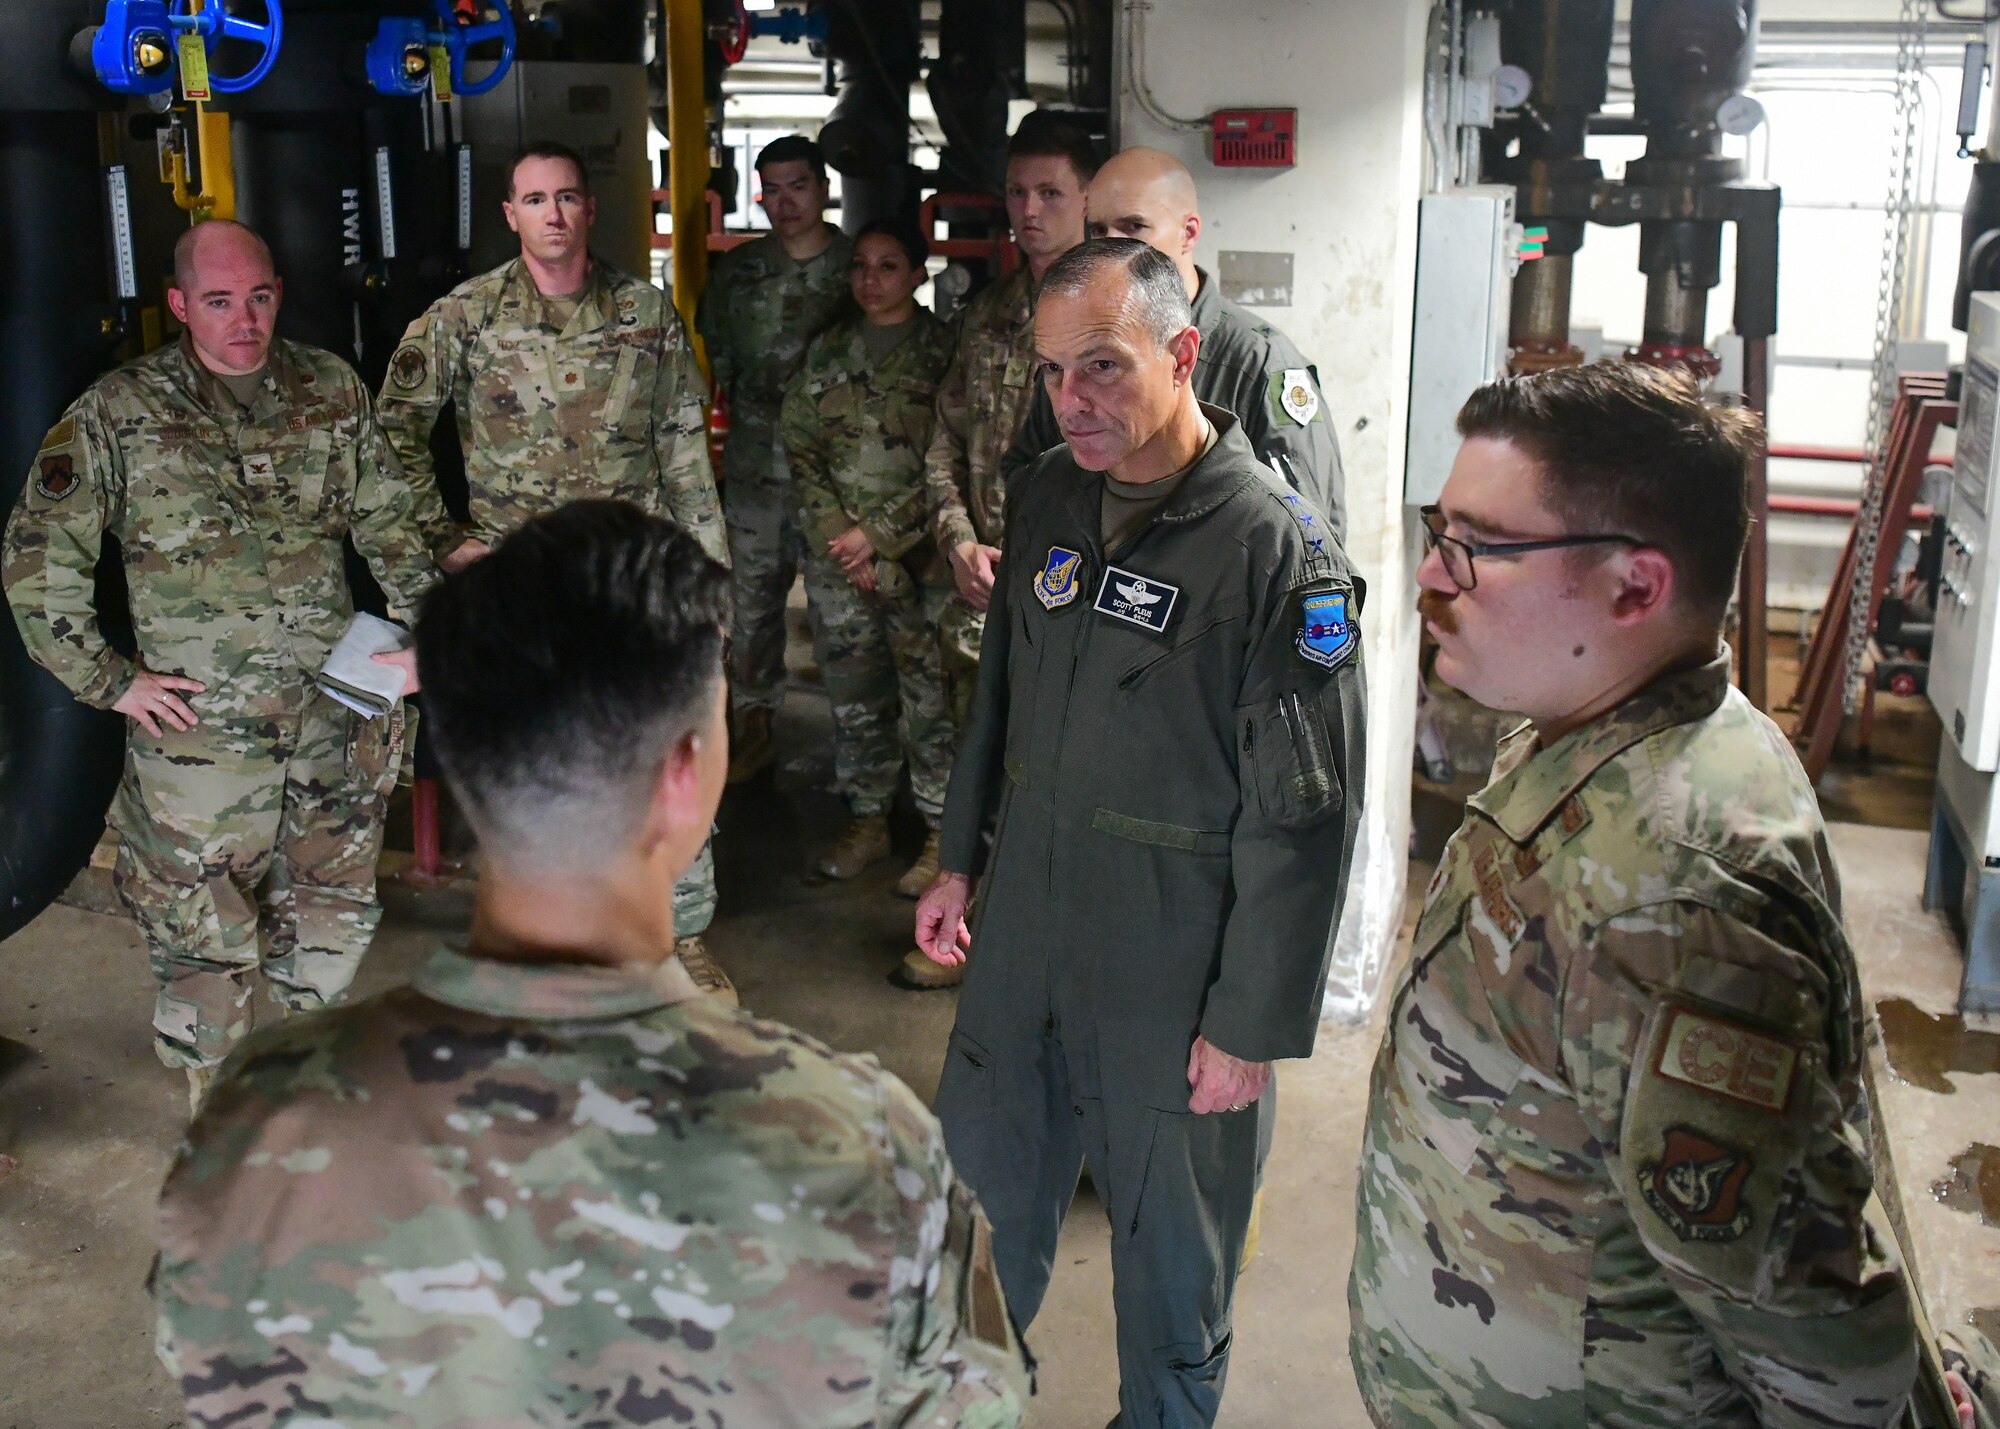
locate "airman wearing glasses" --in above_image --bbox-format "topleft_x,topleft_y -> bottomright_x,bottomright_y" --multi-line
1348,362 -> 1928,1427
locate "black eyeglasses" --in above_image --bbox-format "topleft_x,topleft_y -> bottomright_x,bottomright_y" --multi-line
1419,505 -> 1640,592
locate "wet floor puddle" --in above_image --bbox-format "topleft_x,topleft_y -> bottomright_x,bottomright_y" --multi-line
1876,998 -> 2000,1094
1932,1144 -> 2000,1229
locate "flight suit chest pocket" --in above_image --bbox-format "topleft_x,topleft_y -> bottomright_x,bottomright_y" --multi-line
1239,686 -> 1341,829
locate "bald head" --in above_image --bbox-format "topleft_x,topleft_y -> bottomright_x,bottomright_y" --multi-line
167,220 -> 282,376
1086,147 -> 1201,296
172,220 -> 276,296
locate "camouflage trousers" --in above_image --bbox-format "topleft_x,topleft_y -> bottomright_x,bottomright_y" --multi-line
111,695 -> 402,1069
936,594 -> 985,730
721,421 -> 803,715
801,552 -> 956,825
673,836 -> 716,939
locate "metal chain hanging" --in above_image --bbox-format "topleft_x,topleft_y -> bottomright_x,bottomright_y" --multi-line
1841,0 -> 1928,715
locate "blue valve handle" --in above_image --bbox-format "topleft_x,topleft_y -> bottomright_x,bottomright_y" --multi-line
434,0 -> 516,99
169,0 -> 283,94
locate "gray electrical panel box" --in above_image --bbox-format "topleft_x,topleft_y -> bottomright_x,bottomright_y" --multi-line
460,62 -> 655,279
1404,186 -> 1517,506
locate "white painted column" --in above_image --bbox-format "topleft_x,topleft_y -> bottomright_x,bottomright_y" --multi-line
1114,0 -> 1432,1019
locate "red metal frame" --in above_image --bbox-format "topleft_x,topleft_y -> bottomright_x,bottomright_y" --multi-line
917,192 -> 1018,271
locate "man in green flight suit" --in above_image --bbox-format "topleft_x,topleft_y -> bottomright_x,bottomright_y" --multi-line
914,239 -> 1366,1427
377,140 -> 737,1005
700,134 -> 855,782
1349,362 -> 1933,1427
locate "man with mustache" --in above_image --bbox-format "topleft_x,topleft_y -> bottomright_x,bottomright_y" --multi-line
915,238 -> 1365,1427
1350,362 -> 1930,1427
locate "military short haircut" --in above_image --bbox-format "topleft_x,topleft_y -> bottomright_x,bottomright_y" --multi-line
1006,112 -> 1101,187
170,219 -> 275,294
1038,237 -> 1191,349
508,140 -> 590,198
756,134 -> 826,180
1455,361 -> 1762,620
854,216 -> 929,271
416,501 -> 731,874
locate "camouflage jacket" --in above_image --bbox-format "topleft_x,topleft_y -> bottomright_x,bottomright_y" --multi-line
1348,650 -> 1917,1428
377,256 -> 728,565
3,335 -> 444,721
781,310 -> 955,567
154,943 -> 1033,1427
923,266 -> 1036,553
698,227 -> 855,438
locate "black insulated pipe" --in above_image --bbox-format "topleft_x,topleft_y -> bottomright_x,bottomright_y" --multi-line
818,0 -> 921,230
0,111 -> 127,941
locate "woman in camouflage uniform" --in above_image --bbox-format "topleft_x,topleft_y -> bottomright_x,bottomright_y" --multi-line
781,220 -> 958,918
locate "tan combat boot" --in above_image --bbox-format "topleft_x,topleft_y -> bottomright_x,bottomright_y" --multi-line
186,1065 -> 215,1116
893,829 -> 942,899
674,936 -> 739,1008
727,708 -> 774,784
890,946 -> 964,990
817,814 -> 890,879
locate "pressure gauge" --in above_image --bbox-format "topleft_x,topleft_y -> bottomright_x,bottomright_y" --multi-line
1492,64 -> 1533,110
1717,94 -> 1766,136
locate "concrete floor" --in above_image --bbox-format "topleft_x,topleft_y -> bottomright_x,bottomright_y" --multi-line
4,646 -> 1993,1426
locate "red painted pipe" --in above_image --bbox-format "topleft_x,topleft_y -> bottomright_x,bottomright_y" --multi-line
1768,443 -> 1869,464
1767,494 -> 1933,522
411,776 -> 442,879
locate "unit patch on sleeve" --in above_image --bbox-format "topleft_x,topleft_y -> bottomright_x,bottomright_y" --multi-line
1274,368 -> 1320,426
1640,1126 -> 1753,1242
390,343 -> 428,392
1093,565 -> 1179,634
1653,1004 -> 1799,1114
1034,546 -> 1084,610
1295,588 -> 1357,669
35,454 -> 77,502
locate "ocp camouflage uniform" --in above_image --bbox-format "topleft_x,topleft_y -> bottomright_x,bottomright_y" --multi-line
923,266 -> 1037,723
377,256 -> 727,564
1348,648 -> 1919,1427
378,256 -> 727,937
698,226 -> 854,715
154,942 -> 1033,1426
3,335 -> 445,1068
783,311 -> 957,827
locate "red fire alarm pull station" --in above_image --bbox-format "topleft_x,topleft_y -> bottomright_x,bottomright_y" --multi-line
1210,108 -> 1297,168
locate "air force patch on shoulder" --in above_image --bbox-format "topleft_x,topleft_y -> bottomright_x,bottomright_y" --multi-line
1296,589 -> 1357,669
1034,546 -> 1083,609
1277,368 -> 1319,426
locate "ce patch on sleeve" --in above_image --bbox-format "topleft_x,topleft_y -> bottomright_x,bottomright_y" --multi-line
1295,588 -> 1357,669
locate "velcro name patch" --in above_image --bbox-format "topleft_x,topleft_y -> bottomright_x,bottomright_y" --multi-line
1654,1004 -> 1799,1114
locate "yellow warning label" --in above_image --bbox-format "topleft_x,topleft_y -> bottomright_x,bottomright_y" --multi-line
177,32 -> 212,103
429,43 -> 452,101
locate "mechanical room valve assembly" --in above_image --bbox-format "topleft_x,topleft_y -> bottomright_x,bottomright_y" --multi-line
365,0 -> 517,100
80,0 -> 284,98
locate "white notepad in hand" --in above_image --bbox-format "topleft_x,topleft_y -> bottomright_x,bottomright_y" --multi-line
317,612 -> 411,718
